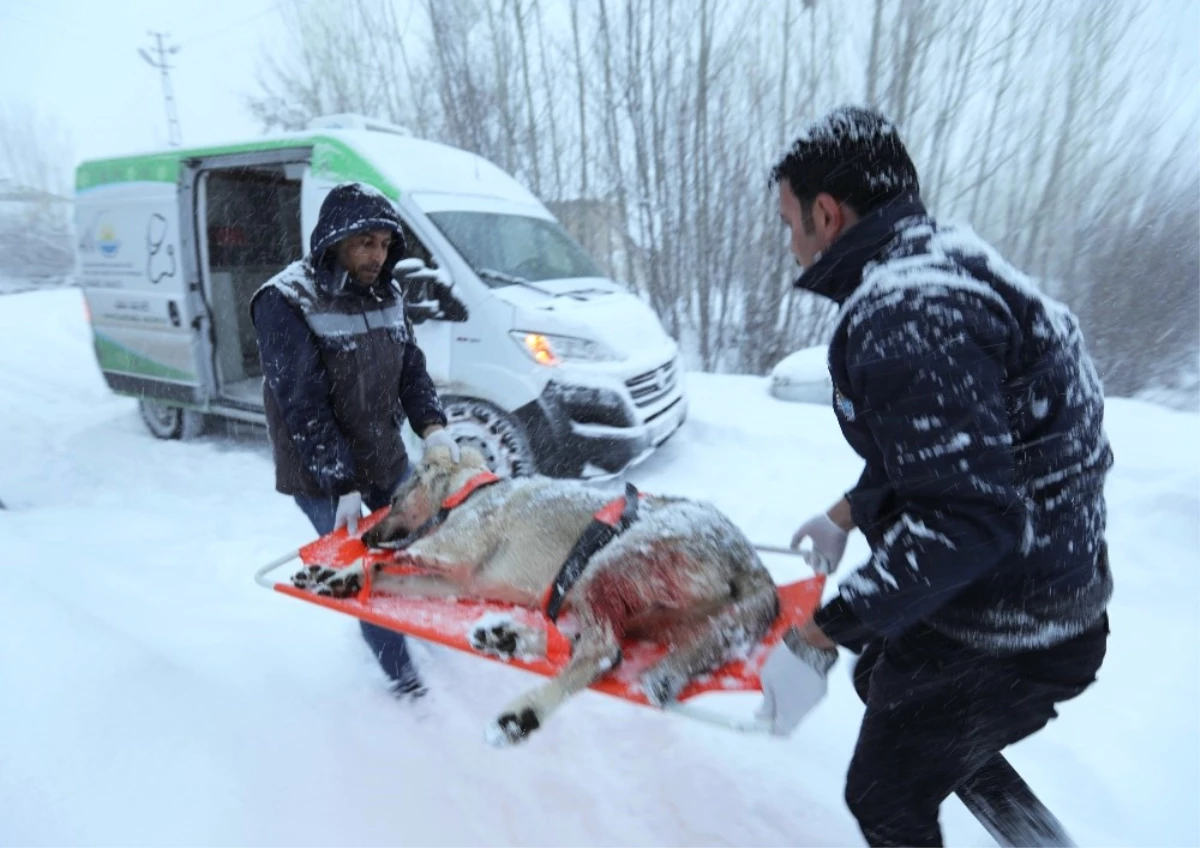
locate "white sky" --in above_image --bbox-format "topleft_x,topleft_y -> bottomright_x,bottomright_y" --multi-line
0,0 -> 284,163
0,0 -> 1196,172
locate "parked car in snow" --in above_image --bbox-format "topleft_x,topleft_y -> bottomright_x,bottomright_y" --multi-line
768,345 -> 832,404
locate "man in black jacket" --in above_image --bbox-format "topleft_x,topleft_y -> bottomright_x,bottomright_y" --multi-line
251,182 -> 460,699
757,106 -> 1114,846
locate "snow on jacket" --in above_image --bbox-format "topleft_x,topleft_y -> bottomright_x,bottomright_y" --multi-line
803,193 -> 1114,653
249,183 -> 447,498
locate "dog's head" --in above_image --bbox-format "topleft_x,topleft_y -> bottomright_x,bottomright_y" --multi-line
386,444 -> 491,534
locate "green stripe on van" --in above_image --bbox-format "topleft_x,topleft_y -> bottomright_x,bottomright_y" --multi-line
75,136 -> 400,198
94,334 -> 197,382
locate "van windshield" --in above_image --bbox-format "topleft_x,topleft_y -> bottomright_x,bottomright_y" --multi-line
426,211 -> 604,285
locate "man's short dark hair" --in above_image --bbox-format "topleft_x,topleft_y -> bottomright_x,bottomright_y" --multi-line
770,105 -> 920,217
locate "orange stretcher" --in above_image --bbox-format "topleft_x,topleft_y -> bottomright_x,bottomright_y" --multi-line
255,509 -> 825,734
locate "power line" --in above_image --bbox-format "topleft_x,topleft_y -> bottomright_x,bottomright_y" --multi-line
177,2 -> 284,48
138,30 -> 183,147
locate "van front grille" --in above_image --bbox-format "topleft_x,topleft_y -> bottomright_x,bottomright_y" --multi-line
626,359 -> 678,409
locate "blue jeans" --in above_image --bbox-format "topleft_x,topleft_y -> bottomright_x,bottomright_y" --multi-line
294,477 -> 421,689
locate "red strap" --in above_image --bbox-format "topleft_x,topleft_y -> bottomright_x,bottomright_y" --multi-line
538,490 -> 646,613
442,471 -> 501,509
593,491 -> 647,527
356,558 -> 373,604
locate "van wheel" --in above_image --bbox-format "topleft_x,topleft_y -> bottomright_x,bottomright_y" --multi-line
139,399 -> 205,440
443,398 -> 536,478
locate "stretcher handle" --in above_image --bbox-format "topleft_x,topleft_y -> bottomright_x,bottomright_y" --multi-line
753,543 -> 806,557
254,549 -> 302,589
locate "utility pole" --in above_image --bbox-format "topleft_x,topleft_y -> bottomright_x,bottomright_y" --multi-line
139,31 -> 182,147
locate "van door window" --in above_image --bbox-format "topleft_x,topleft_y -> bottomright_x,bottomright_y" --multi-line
202,166 -> 303,404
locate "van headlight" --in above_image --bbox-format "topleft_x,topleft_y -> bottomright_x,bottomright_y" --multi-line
510,331 -> 620,365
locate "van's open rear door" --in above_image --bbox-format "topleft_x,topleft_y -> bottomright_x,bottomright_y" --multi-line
180,148 -> 311,416
74,172 -> 204,407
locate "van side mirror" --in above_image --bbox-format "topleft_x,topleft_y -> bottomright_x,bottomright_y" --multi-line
394,257 -> 437,281
394,258 -> 468,324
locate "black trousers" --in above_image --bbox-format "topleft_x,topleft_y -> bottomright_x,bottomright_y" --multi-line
294,479 -> 422,689
845,616 -> 1108,847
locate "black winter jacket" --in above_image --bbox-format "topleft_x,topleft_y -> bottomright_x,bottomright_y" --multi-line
803,194 -> 1113,653
250,183 -> 446,497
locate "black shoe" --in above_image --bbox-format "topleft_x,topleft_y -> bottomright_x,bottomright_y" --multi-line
389,676 -> 428,701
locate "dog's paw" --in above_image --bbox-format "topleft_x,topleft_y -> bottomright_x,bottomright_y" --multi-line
291,562 -> 367,598
641,665 -> 688,708
485,707 -> 541,747
291,564 -> 344,593
470,622 -> 520,658
469,616 -> 544,661
291,564 -> 326,590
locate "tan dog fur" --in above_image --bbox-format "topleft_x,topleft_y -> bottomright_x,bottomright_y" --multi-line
308,445 -> 779,745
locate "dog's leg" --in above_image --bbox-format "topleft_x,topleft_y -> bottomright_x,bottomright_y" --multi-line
370,571 -> 467,599
296,557 -> 467,599
487,617 -> 621,747
402,529 -> 499,580
640,569 -> 780,707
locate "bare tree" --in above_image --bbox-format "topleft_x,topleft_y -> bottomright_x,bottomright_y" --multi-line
1073,143 -> 1200,398
239,0 -> 1199,404
532,0 -> 566,200
568,0 -> 590,199
0,101 -> 74,281
246,0 -> 410,131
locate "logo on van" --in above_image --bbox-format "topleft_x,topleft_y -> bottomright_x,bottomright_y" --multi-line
97,223 -> 121,257
79,211 -> 121,259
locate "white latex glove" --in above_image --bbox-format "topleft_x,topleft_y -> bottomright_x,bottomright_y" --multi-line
423,427 -> 461,462
790,513 -> 849,575
333,490 -> 364,536
756,636 -> 838,737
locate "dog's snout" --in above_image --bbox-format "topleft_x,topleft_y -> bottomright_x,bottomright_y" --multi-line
392,488 -> 435,533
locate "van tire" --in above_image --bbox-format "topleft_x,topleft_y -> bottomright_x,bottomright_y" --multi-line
139,399 -> 206,440
442,398 -> 537,478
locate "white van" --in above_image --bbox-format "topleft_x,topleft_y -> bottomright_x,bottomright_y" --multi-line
73,114 -> 687,479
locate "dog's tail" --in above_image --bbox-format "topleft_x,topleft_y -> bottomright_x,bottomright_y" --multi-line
726,567 -> 782,646
721,541 -> 781,643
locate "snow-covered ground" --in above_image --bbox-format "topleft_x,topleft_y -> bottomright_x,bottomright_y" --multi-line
1,287 -> 1196,847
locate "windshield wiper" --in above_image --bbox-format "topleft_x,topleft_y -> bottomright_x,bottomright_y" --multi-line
476,267 -> 559,296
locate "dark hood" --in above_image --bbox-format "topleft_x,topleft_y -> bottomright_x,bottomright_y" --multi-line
792,193 -> 928,305
309,182 -> 408,295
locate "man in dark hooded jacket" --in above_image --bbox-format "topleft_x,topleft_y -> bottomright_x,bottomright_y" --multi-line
251,182 -> 461,699
755,107 -> 1114,847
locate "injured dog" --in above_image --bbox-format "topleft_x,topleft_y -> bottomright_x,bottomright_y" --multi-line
296,444 -> 779,745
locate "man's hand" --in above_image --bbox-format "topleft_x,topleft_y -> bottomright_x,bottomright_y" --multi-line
756,629 -> 839,736
796,619 -> 837,650
790,512 -> 850,574
423,426 -> 461,462
333,491 -> 364,536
